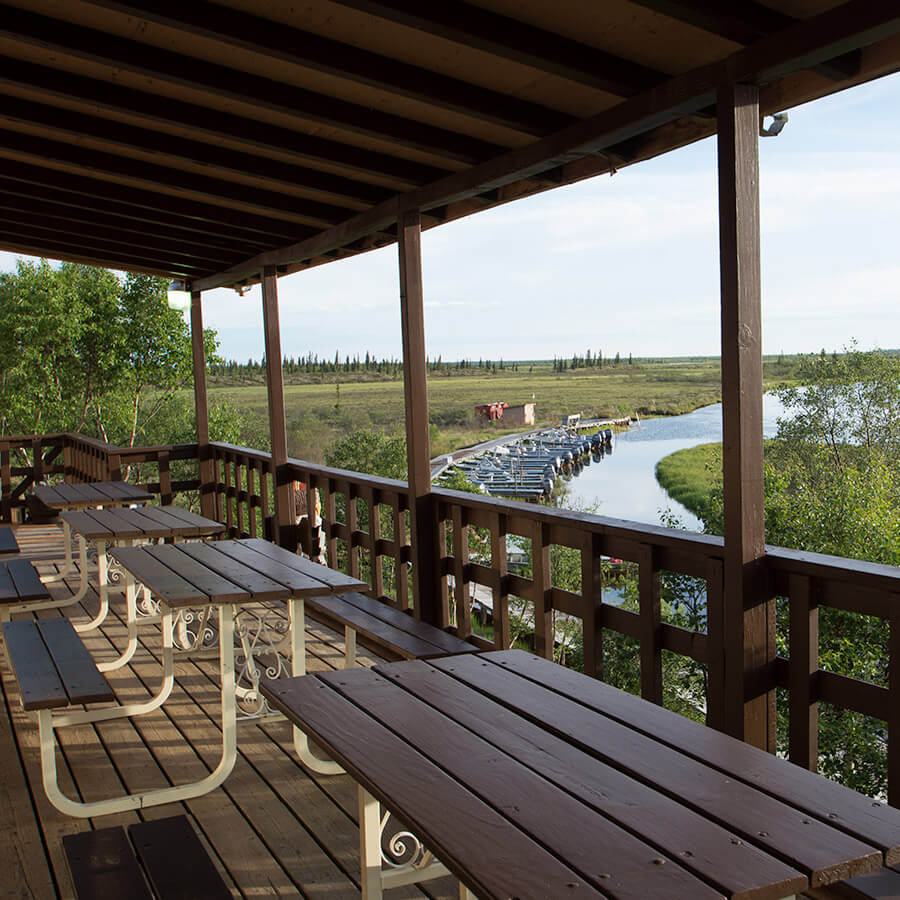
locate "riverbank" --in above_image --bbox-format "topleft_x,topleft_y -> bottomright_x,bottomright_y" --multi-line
654,442 -> 721,521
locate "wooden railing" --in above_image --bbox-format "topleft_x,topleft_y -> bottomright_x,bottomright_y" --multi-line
3,432 -> 900,801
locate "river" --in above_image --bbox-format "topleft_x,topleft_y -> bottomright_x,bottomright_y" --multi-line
560,395 -> 785,531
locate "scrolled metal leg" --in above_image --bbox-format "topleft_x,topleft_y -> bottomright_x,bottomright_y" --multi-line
356,786 -> 452,896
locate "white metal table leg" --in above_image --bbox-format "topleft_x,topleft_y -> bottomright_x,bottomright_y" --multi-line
359,785 -> 384,900
357,786 -> 453,896
344,625 -> 357,668
290,596 -> 344,775
72,538 -> 111,633
36,603 -> 238,817
54,577 -> 173,725
41,518 -> 80,583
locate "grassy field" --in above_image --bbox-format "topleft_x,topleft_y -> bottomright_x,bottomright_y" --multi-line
207,356 -> 797,463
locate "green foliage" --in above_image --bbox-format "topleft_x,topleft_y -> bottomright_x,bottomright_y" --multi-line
324,428 -> 407,480
0,260 -> 224,449
663,345 -> 900,797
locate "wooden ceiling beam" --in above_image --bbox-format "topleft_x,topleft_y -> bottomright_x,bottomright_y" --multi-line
0,159 -> 313,244
82,0 -> 574,137
0,184 -> 272,254
0,3 -> 505,166
0,200 -> 240,266
0,225 -> 215,276
193,0 -> 900,292
0,128 -> 357,228
327,0 -> 665,95
0,239 -> 175,278
628,0 -> 860,80
0,92 -> 392,210
0,56 -> 450,188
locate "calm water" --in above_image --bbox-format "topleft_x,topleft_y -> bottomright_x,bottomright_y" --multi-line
561,395 -> 785,531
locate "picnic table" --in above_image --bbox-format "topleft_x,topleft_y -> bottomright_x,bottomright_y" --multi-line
262,649 -> 900,900
33,480 -> 154,582
57,506 -> 225,666
7,538 -> 368,819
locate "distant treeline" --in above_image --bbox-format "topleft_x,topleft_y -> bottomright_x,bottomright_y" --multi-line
210,353 -> 527,378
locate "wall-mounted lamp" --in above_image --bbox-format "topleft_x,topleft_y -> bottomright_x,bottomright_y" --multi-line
760,112 -> 789,137
166,279 -> 191,311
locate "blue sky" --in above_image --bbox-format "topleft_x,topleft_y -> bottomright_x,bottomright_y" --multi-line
3,71 -> 898,363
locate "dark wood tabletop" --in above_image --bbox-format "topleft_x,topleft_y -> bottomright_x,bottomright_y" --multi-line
261,649 -> 900,900
61,506 -> 225,542
35,480 -> 153,510
109,538 -> 367,610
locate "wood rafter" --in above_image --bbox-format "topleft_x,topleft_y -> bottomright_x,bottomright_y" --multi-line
0,159 -> 313,243
0,3 -> 505,165
323,0 -> 666,96
0,127 -> 358,228
81,0 -> 575,136
0,93 -> 393,210
0,56 -> 450,189
0,190 -> 264,256
628,0 -> 860,80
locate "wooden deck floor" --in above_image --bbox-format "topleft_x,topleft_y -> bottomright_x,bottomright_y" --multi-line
2,525 -> 459,899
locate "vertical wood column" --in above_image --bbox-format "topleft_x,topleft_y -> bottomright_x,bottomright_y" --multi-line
261,266 -> 295,548
398,209 -> 442,626
190,290 -> 216,519
717,82 -> 773,750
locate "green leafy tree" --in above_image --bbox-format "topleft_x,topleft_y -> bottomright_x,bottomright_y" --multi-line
701,345 -> 900,796
0,261 -> 225,451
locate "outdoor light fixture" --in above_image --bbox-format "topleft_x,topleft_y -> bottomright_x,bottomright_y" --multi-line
166,279 -> 191,311
760,112 -> 789,136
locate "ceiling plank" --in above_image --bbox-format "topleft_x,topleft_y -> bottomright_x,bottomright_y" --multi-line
0,128 -> 358,228
0,226 -> 215,276
0,201 -> 239,266
0,239 -> 177,278
628,0 -> 860,80
0,186 -> 268,254
0,92 -> 393,210
83,0 -> 575,136
0,159 -> 314,243
327,0 -> 666,95
0,56 -> 451,188
193,0 -> 900,291
0,3 -> 506,165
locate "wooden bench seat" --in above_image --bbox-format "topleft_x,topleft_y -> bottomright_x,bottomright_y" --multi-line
0,525 -> 18,555
2,618 -> 113,710
0,558 -> 51,614
305,590 -> 480,664
64,815 -> 232,899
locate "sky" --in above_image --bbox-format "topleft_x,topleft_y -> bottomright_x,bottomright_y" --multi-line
2,71 -> 898,363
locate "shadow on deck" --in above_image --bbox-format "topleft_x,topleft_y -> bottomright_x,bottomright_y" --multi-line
1,524 -> 458,899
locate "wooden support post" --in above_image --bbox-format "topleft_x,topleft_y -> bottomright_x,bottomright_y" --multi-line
717,82 -> 773,750
190,290 -> 216,519
261,265 -> 295,548
398,209 -> 441,626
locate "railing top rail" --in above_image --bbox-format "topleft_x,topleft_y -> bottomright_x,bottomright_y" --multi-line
434,486 -> 725,558
286,456 -> 409,493
767,544 -> 900,593
0,432 -> 67,443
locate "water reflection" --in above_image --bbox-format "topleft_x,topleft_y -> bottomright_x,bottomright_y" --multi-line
561,395 -> 784,531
